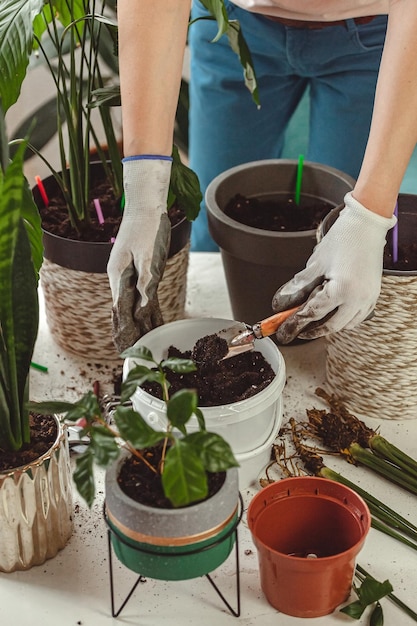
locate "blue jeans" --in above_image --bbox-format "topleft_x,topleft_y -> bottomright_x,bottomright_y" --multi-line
188,1 -> 387,251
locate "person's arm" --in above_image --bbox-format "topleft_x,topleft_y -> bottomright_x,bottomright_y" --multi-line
273,0 -> 417,343
353,0 -> 417,217
108,1 -> 191,352
118,1 -> 191,156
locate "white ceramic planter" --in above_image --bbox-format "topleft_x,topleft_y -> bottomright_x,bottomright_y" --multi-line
0,416 -> 73,572
123,318 -> 286,487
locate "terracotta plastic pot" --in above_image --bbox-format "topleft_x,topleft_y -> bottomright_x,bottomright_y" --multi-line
206,159 -> 354,325
247,476 -> 370,618
105,453 -> 239,580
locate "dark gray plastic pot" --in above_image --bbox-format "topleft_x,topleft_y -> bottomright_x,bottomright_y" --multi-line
33,164 -> 191,273
206,159 -> 354,325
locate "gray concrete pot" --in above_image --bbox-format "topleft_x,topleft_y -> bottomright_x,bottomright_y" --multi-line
206,159 -> 354,325
105,451 -> 239,580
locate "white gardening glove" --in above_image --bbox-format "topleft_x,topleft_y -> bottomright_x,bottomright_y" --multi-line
107,156 -> 172,353
272,192 -> 397,343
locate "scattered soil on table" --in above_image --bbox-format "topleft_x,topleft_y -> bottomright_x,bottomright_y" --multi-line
141,333 -> 275,406
224,193 -> 334,232
37,171 -> 184,242
118,442 -> 226,509
0,414 -> 58,473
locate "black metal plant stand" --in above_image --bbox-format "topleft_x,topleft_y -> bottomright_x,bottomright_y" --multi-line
104,493 -> 243,619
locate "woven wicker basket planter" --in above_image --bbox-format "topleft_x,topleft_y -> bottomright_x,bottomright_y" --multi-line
323,195 -> 417,420
40,239 -> 190,361
34,169 -> 191,361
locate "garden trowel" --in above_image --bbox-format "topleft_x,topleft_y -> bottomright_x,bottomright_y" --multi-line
220,307 -> 300,360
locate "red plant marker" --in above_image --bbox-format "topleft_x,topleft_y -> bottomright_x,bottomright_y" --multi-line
35,176 -> 49,207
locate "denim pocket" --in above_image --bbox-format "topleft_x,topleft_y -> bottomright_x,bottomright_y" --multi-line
349,16 -> 387,52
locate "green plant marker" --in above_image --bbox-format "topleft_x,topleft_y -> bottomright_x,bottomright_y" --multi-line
30,361 -> 48,373
295,154 -> 304,205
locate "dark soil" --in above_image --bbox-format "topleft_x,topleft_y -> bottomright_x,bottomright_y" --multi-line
141,333 -> 275,406
37,169 -> 185,242
384,235 -> 417,271
118,442 -> 226,509
224,193 -> 334,232
0,414 -> 58,473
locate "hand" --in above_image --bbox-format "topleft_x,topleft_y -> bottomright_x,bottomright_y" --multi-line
272,192 -> 397,343
107,156 -> 172,353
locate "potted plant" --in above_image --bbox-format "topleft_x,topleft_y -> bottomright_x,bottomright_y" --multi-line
320,196 -> 417,421
1,0 -> 202,359
205,159 -> 355,326
0,102 -> 73,573
29,346 -> 240,592
123,317 -> 286,488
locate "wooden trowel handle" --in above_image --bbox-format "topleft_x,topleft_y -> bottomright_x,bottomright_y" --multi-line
256,307 -> 300,338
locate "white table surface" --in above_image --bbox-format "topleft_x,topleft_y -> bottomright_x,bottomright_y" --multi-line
1,252 -> 416,626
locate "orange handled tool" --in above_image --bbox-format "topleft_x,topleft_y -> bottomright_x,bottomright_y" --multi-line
220,307 -> 300,359
231,307 -> 299,345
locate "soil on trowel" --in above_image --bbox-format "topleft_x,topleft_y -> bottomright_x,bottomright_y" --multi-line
224,193 -> 334,232
141,333 -> 275,406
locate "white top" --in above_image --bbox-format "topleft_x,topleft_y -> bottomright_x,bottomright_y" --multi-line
230,0 -> 389,20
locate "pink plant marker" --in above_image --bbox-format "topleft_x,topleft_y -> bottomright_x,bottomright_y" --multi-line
393,201 -> 399,264
35,175 -> 49,207
93,198 -> 104,224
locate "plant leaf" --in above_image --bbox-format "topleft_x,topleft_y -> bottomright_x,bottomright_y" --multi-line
89,425 -> 120,466
370,602 -> 384,626
0,136 -> 39,449
0,0 -> 44,111
356,577 -> 393,607
162,440 -> 208,507
121,365 -> 163,403
114,406 -> 164,449
340,600 -> 367,620
166,389 -> 198,434
121,345 -> 154,362
341,576 -> 393,620
162,356 -> 197,374
226,21 -> 259,106
73,448 -> 95,508
185,431 -> 239,472
169,145 -> 202,220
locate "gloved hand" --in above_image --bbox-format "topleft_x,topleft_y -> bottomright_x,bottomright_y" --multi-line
107,156 -> 172,353
272,192 -> 397,343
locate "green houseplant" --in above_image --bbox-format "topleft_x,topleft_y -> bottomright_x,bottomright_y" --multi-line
0,0 -> 202,359
29,346 -> 240,584
0,100 -> 73,573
